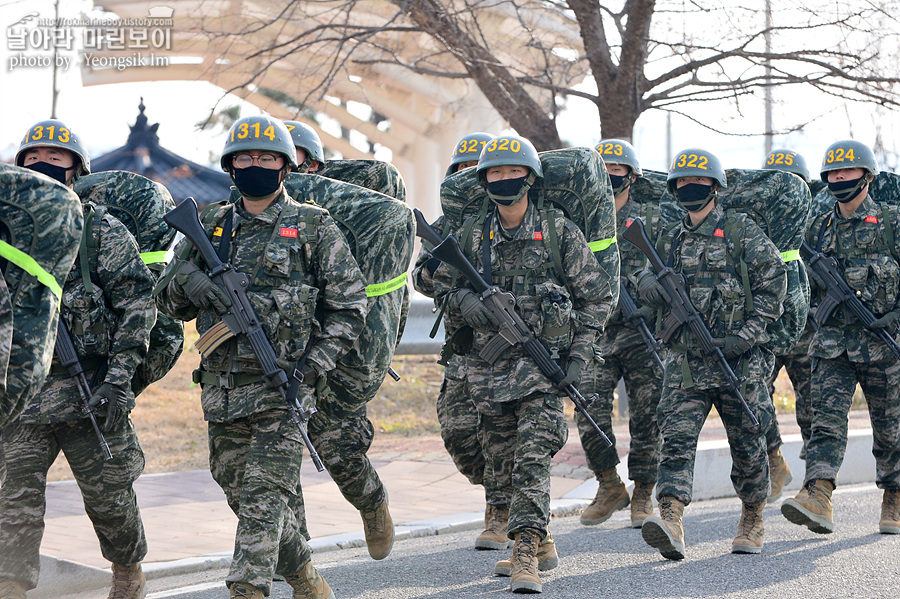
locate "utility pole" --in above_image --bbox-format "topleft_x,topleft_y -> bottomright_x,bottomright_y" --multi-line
50,0 -> 60,118
764,0 -> 773,155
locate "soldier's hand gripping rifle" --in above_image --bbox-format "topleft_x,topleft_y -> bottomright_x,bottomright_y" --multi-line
618,284 -> 664,372
622,218 -> 760,430
801,240 -> 900,360
413,209 -> 611,448
55,320 -> 113,460
164,198 -> 325,471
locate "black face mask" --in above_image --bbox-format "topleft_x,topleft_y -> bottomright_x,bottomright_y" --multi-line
486,176 -> 529,206
609,174 -> 632,197
675,183 -> 716,212
828,176 -> 867,203
233,166 -> 282,200
26,161 -> 69,184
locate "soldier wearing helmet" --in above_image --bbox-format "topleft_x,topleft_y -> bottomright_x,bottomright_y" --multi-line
781,140 -> 900,538
578,139 -> 664,530
157,115 -> 368,599
0,121 -> 157,598
284,121 -> 325,173
763,148 -> 827,199
431,134 -> 614,593
638,148 -> 787,560
446,132 -> 495,177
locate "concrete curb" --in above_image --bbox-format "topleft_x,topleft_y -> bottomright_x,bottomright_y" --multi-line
32,428 -> 877,597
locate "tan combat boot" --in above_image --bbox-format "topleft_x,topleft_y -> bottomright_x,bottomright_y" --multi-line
630,482 -> 655,528
781,479 -> 834,534
360,494 -> 394,560
879,489 -> 900,534
108,563 -> 146,599
731,501 -> 765,554
229,582 -> 265,599
0,578 -> 26,599
767,447 -> 793,503
476,504 -> 513,550
641,496 -> 686,560
509,529 -> 543,593
494,530 -> 558,576
285,561 -> 336,599
580,467 -> 630,525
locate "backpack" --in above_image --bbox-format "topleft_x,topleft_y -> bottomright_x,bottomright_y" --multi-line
73,170 -> 184,396
317,159 -> 408,203
0,164 -> 83,427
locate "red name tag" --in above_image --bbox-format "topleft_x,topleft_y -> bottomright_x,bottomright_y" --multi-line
714,229 -> 725,237
280,227 -> 298,238
865,216 -> 878,224
533,231 -> 543,240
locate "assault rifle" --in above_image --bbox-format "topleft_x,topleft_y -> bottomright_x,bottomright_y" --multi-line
618,284 -> 665,372
622,218 -> 760,430
164,198 -> 324,471
801,240 -> 900,360
413,209 -> 611,448
54,320 -> 113,460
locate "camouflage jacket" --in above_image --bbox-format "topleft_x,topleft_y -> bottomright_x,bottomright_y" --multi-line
156,191 -> 368,422
654,203 -> 786,391
20,206 -> 156,424
806,195 -> 900,362
433,200 -> 617,402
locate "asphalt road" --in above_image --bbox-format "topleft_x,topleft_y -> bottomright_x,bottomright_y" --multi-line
73,484 -> 898,599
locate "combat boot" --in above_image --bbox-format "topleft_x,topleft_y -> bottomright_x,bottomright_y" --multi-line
108,562 -> 146,599
781,479 -> 834,534
731,501 -> 765,554
360,493 -> 394,560
494,531 -> 558,576
879,489 -> 900,534
630,482 -> 655,528
767,447 -> 793,503
285,561 -> 336,599
229,582 -> 264,599
475,504 -> 513,550
0,578 -> 26,599
641,496 -> 685,560
509,529 -> 543,593
580,467 -> 630,525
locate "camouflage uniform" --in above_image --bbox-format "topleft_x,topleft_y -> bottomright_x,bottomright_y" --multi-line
156,192 -> 367,594
766,322 -> 815,455
0,208 -> 155,590
653,203 -> 786,505
579,198 -> 664,484
803,196 -> 900,489
434,202 -> 616,537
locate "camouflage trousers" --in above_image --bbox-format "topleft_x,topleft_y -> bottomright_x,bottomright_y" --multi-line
577,345 -> 662,483
656,383 -> 772,506
0,417 -> 146,590
437,355 -> 488,491
804,355 -> 900,489
473,391 -> 567,539
208,408 -> 312,596
766,352 -> 813,456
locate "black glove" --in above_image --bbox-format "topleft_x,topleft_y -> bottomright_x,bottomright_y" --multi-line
175,261 -> 232,315
870,310 -> 900,330
636,271 -> 669,309
558,358 -> 584,390
713,335 -> 753,360
456,289 -> 499,329
629,305 -> 655,323
88,383 -> 129,432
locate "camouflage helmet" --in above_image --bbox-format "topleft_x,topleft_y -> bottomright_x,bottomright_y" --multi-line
476,134 -> 543,181
595,139 -> 643,176
762,149 -> 809,182
283,120 -> 325,164
667,147 -> 727,191
820,139 -> 879,180
448,132 -> 495,176
16,119 -> 91,175
220,115 -> 297,171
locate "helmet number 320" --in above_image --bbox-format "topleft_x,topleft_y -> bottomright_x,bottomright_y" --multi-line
485,138 -> 521,153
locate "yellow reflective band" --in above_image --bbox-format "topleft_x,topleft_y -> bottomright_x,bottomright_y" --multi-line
781,249 -> 800,262
140,251 -> 169,265
366,273 -> 407,297
588,237 -> 617,252
0,239 -> 63,302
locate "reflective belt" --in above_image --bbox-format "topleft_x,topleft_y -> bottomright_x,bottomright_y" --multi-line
366,272 -> 407,297
0,239 -> 63,303
781,249 -> 800,262
140,250 -> 170,265
588,237 -> 617,252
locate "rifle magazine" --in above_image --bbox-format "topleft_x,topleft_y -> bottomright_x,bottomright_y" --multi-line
195,320 -> 235,357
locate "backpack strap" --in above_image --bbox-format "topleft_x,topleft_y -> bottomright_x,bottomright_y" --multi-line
541,208 -> 570,290
79,204 -> 103,295
722,212 -> 753,314
877,203 -> 900,264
